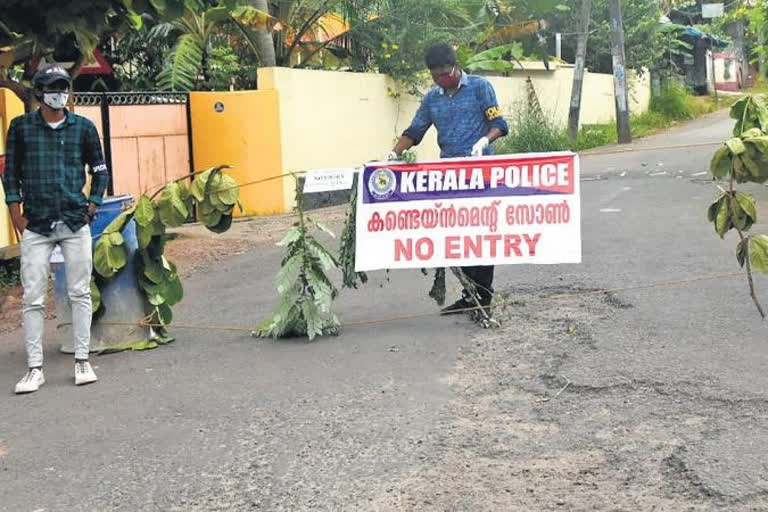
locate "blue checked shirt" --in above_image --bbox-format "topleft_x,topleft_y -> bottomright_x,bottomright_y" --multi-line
2,109 -> 109,235
403,72 -> 509,158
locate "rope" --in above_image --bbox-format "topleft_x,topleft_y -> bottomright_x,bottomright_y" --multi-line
207,139 -> 726,198
579,140 -> 723,157
54,138 -> 737,335
56,271 -> 745,333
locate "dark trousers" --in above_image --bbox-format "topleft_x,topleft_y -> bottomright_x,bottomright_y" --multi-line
462,265 -> 494,302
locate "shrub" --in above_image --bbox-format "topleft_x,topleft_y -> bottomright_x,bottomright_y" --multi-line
650,83 -> 696,120
497,105 -> 567,154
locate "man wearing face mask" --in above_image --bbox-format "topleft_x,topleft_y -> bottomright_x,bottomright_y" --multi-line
2,63 -> 109,394
388,43 -> 509,316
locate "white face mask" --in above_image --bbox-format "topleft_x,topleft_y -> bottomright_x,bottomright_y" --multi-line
42,91 -> 69,110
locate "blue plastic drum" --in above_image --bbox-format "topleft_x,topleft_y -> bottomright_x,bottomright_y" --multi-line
55,195 -> 150,353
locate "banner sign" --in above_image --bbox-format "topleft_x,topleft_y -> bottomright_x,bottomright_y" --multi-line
354,152 -> 582,271
302,168 -> 356,193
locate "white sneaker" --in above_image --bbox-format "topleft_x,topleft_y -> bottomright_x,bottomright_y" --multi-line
15,368 -> 45,394
74,361 -> 98,386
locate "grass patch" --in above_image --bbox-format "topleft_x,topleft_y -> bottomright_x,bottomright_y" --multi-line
497,85 -> 734,154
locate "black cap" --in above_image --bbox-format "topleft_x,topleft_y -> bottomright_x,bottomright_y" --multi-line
32,64 -> 72,88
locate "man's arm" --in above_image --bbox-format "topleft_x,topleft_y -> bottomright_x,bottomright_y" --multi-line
470,80 -> 510,157
391,97 -> 433,156
1,119 -> 27,233
83,120 -> 109,212
479,80 -> 509,139
392,135 -> 416,156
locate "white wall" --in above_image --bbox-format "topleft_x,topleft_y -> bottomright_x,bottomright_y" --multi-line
259,65 -> 652,208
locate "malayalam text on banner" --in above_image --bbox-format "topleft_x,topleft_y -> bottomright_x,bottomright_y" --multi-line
354,152 -> 582,271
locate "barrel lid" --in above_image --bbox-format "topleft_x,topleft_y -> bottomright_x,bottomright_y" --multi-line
101,195 -> 133,205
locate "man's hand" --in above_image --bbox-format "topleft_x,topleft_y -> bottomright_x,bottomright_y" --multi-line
471,136 -> 490,157
11,214 -> 27,234
86,202 -> 98,224
8,203 -> 27,233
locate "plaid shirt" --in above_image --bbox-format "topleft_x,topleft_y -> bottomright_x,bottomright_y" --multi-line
403,72 -> 509,158
2,109 -> 109,235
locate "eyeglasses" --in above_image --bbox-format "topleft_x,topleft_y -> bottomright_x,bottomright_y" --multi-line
430,66 -> 456,80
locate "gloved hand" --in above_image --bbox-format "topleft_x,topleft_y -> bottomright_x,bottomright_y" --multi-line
471,136 -> 490,157
386,151 -> 399,161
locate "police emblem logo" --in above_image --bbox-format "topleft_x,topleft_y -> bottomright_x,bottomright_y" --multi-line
368,168 -> 397,200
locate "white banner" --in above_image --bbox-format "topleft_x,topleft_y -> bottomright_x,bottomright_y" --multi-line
355,152 -> 582,271
303,168 -> 356,193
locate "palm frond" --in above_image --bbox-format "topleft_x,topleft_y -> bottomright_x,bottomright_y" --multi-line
157,32 -> 203,91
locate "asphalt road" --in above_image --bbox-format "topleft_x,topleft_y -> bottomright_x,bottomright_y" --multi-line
3,110 -> 768,511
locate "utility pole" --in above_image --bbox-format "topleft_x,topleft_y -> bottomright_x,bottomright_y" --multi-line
609,0 -> 631,144
567,0 -> 592,141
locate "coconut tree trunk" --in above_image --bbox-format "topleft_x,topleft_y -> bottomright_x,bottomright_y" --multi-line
248,0 -> 276,66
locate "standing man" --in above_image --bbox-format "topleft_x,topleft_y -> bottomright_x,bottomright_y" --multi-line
388,43 -> 509,315
2,64 -> 109,394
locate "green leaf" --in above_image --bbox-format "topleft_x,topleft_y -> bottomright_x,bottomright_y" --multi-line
716,196 -> 731,238
164,276 -> 184,306
157,32 -> 204,91
755,96 -> 768,132
91,278 -> 101,312
93,239 -> 115,278
210,174 -> 239,205
147,234 -> 166,259
200,204 -> 223,227
204,5 -> 231,23
276,253 -> 303,291
750,235 -> 768,273
726,137 -> 746,155
157,303 -> 173,324
135,195 -> 156,226
710,145 -> 731,179
745,135 -> 768,153
99,339 -> 158,355
731,96 -> 749,124
307,238 -> 338,270
277,226 -> 301,247
735,192 -> 758,222
153,333 -> 176,345
144,259 -> 167,284
301,300 -> 322,340
466,60 -> 516,72
157,192 -> 188,227
741,128 -> 764,139
708,196 -> 724,223
137,223 -> 153,250
190,171 -> 209,202
466,43 -> 523,66
103,212 -> 129,235
742,153 -> 762,180
733,156 -> 749,182
106,243 -> 127,273
108,232 -> 124,246
209,191 -> 231,212
148,292 -> 167,306
205,213 -> 233,233
737,239 -> 747,268
309,218 -> 335,238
